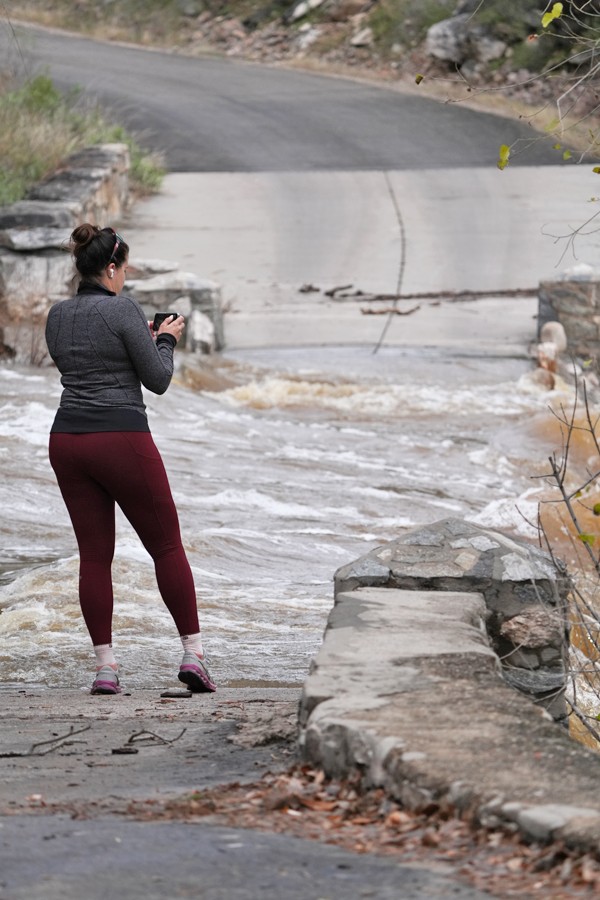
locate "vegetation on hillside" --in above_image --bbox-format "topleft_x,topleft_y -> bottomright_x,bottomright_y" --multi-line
7,0 -> 599,68
7,0 -> 206,45
0,73 -> 164,205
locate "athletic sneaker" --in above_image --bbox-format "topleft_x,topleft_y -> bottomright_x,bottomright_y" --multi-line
91,665 -> 122,695
178,650 -> 217,693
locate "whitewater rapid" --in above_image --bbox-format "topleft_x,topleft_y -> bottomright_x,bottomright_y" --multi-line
0,347 -> 561,691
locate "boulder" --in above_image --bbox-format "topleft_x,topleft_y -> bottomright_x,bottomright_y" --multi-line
177,0 -> 204,15
125,271 -> 224,352
426,14 -> 471,64
500,607 -> 566,650
477,35 -> 508,63
426,14 -> 506,67
0,251 -> 52,318
190,308 -> 216,354
127,258 -> 179,278
351,27 -> 373,48
540,321 -> 568,353
0,250 -> 73,319
0,228 -> 70,252
28,170 -> 106,204
288,0 -> 325,23
0,201 -> 78,232
538,266 -> 600,357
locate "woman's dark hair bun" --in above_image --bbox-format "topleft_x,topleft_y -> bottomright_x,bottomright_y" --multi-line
68,222 -> 129,279
70,223 -> 100,249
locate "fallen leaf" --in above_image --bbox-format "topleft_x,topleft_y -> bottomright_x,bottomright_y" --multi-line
297,797 -> 339,812
349,816 -> 375,826
581,857 -> 600,882
385,810 -> 413,828
506,857 -> 523,872
422,829 -> 441,848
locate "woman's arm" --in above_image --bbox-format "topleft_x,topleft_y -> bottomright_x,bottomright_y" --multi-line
116,297 -> 177,395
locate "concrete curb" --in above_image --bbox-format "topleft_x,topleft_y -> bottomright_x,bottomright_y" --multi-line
299,587 -> 600,853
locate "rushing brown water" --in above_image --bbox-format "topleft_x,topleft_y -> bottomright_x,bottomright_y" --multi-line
0,346 -> 586,696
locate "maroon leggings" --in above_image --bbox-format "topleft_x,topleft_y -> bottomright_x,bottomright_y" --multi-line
49,431 -> 200,645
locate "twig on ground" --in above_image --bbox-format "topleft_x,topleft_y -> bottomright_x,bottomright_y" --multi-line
0,723 -> 91,758
329,287 -> 537,302
126,728 -> 187,746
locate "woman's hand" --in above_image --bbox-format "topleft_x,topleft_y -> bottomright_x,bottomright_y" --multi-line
157,314 -> 185,343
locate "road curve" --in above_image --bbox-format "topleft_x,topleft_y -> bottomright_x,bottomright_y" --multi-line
1,21 -> 558,172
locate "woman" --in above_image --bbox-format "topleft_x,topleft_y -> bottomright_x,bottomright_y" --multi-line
45,223 -> 216,695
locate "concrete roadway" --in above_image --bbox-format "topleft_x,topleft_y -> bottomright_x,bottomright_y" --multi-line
125,166 -> 598,351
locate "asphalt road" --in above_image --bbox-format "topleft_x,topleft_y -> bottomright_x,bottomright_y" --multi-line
1,817 -> 491,900
1,21 -> 559,172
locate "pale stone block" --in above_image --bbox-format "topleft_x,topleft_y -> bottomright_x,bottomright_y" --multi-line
516,805 -> 600,842
0,251 -> 49,318
0,227 -> 70,251
46,254 -> 75,299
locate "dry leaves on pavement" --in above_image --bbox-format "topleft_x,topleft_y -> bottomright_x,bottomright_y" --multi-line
123,765 -> 600,899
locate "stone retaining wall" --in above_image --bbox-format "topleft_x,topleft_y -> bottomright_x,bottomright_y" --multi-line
299,518 -> 600,854
299,584 -> 600,855
0,144 -> 130,362
0,144 -> 224,361
538,265 -> 600,361
0,144 -> 129,318
334,518 -> 570,720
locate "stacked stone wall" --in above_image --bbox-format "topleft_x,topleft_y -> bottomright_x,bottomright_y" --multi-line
538,266 -> 600,361
0,144 -> 224,361
0,144 -> 130,362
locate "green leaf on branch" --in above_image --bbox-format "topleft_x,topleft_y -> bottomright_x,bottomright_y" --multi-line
542,2 -> 563,29
415,74 -> 424,85
578,533 -> 596,546
497,144 -> 511,171
553,143 -> 562,150
594,167 -> 600,175
563,149 -> 572,161
593,504 -> 600,516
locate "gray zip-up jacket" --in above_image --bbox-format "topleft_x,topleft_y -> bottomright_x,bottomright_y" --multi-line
45,287 -> 176,414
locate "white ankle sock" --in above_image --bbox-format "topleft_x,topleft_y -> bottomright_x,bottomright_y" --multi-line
181,633 -> 204,658
94,643 -> 117,668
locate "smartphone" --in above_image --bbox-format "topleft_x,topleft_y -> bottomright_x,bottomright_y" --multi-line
152,312 -> 180,332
